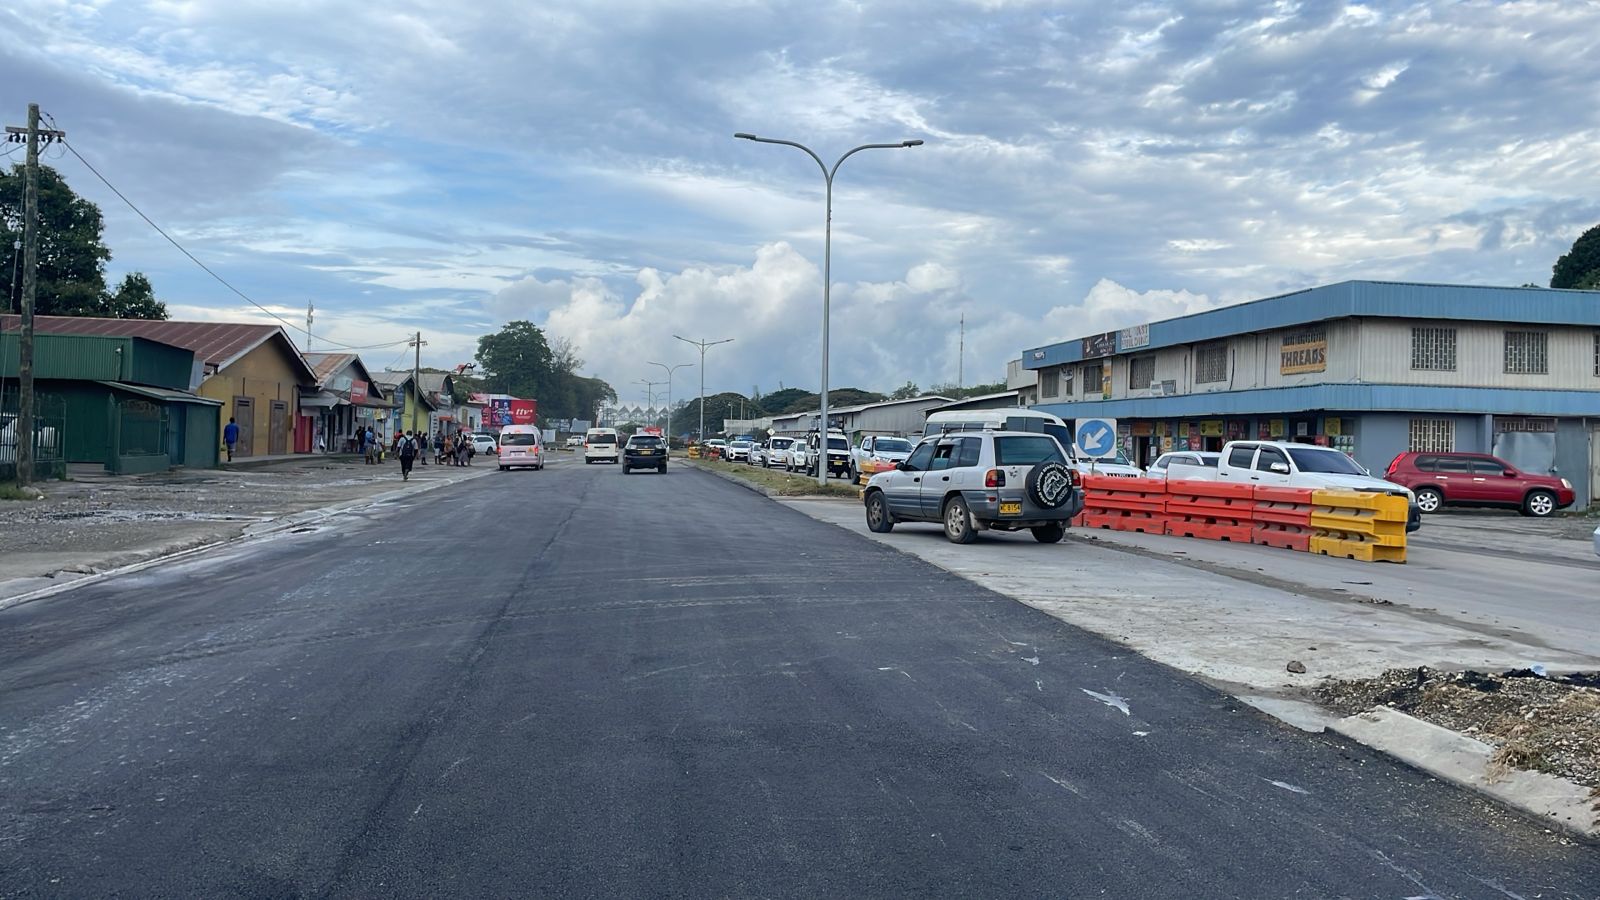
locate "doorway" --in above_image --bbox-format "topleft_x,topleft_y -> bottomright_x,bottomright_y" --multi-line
232,397 -> 254,457
269,400 -> 289,455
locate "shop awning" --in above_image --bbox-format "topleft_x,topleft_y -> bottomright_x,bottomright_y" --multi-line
98,381 -> 224,406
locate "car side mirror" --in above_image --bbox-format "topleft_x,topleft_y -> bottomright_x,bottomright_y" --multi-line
896,461 -> 910,471
1269,462 -> 1290,474
1503,470 -> 1517,477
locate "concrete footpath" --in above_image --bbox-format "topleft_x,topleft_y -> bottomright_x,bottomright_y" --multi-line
0,456 -> 495,609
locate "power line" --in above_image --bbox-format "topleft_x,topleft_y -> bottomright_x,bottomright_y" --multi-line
40,109 -> 392,353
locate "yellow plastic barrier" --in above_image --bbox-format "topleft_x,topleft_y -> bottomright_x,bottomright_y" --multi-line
687,446 -> 701,459
1309,489 -> 1408,562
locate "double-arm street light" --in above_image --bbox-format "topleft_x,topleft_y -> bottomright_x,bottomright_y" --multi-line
673,334 -> 735,443
733,132 -> 924,485
648,361 -> 694,446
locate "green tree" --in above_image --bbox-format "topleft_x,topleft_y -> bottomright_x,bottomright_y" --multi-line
759,387 -> 813,414
827,387 -> 885,407
1551,224 -> 1600,289
683,392 -> 754,435
475,320 -> 554,399
889,381 -> 921,400
0,163 -> 166,319
928,381 -> 1007,400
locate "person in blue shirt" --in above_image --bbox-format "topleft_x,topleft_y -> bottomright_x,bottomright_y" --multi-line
223,417 -> 239,461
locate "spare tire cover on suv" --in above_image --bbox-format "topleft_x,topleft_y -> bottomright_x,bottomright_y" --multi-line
1026,462 -> 1074,510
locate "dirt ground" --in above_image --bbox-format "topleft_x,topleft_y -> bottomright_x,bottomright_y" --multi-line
1313,667 -> 1600,794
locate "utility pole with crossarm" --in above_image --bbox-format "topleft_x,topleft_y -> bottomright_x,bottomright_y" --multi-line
6,104 -> 65,486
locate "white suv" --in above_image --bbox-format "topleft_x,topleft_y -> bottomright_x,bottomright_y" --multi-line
725,439 -> 753,462
854,435 -> 915,473
766,436 -> 798,469
862,430 -> 1084,544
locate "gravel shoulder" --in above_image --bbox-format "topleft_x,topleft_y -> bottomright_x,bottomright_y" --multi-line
0,456 -> 490,599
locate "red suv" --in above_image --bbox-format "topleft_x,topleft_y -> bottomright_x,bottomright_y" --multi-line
1385,452 -> 1575,518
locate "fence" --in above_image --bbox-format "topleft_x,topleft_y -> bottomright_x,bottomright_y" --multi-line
107,396 -> 171,475
0,388 -> 68,481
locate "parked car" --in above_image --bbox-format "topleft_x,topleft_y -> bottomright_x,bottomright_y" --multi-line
1216,440 -> 1420,532
497,424 -> 545,471
725,439 -> 753,462
765,436 -> 798,469
622,434 -> 668,474
563,436 -> 583,449
854,435 -> 915,473
749,440 -> 769,467
803,430 -> 854,479
863,431 -> 1084,544
1145,451 -> 1221,482
470,433 -> 499,456
1384,451 -> 1575,518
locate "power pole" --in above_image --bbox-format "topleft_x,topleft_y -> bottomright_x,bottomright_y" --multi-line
305,302 -> 314,351
409,331 -> 426,433
6,105 -> 64,487
958,313 -> 965,391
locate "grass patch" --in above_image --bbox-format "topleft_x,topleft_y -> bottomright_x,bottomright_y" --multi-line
689,458 -> 862,498
0,482 -> 41,501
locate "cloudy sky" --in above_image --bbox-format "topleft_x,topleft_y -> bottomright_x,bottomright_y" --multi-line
4,0 -> 1598,401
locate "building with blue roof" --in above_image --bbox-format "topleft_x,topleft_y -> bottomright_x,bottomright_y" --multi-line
1020,280 -> 1600,509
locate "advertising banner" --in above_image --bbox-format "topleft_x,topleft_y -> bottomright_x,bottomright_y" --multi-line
1081,331 -> 1117,359
349,380 -> 368,404
1118,324 -> 1150,350
1280,328 -> 1328,374
509,399 -> 537,424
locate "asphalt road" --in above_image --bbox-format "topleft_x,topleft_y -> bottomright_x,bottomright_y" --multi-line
2,457 -> 1597,898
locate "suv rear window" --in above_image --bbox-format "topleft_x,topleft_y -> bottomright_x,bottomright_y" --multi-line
995,435 -> 1065,466
629,436 -> 663,448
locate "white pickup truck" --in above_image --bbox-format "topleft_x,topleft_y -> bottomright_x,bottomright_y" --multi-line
1214,440 -> 1420,531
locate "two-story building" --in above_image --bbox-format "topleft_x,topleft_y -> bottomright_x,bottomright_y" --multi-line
1022,280 -> 1600,508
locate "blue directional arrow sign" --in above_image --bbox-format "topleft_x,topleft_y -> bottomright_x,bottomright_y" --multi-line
1074,417 -> 1119,460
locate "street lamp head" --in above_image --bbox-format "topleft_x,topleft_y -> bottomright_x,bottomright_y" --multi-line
733,132 -> 758,140
902,139 -> 924,147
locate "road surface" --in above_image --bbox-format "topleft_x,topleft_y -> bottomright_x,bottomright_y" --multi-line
2,458 -> 1596,897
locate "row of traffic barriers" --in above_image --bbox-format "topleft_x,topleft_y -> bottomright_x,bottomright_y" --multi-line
1073,476 -> 1408,563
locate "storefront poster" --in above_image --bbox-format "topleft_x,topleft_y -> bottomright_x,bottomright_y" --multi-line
1325,417 -> 1342,436
1268,418 -> 1287,437
1082,331 -> 1117,359
1199,420 -> 1223,437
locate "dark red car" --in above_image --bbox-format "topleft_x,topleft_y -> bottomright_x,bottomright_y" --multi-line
1385,452 -> 1575,518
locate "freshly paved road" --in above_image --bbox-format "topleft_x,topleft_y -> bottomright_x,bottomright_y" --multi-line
2,457 -> 1596,898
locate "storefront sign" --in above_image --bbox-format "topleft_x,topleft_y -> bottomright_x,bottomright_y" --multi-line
1280,328 -> 1327,375
349,380 -> 368,404
1325,417 -> 1342,436
1268,418 -> 1287,437
1199,420 -> 1223,437
1082,331 -> 1117,359
1494,416 -> 1556,433
1131,422 -> 1153,437
1118,324 -> 1150,350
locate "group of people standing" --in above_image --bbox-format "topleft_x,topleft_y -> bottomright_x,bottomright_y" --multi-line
435,432 -> 477,467
345,426 -> 475,480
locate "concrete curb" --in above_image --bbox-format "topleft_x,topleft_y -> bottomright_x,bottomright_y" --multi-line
0,467 -> 494,613
1329,706 -> 1599,840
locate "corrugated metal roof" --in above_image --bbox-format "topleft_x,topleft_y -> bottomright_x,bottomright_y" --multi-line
1023,280 -> 1600,370
303,352 -> 358,385
1,314 -> 316,383
97,381 -> 223,406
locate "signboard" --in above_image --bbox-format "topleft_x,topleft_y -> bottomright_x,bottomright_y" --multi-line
1131,422 -> 1153,437
1159,379 -> 1177,396
1074,417 -> 1119,459
1280,329 -> 1327,374
349,380 -> 368,404
1118,324 -> 1150,350
1199,420 -> 1224,437
509,399 -> 537,425
1325,417 -> 1342,436
1268,418 -> 1287,437
1031,350 -> 1046,360
1081,332 -> 1117,359
641,426 -> 663,436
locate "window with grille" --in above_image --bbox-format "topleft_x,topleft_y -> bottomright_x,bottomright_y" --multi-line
1594,333 -> 1599,377
1039,368 -> 1060,398
1503,331 -> 1548,374
1411,327 -> 1457,371
1408,419 -> 1454,452
1129,356 -> 1156,390
1081,363 -> 1102,395
1195,342 -> 1228,384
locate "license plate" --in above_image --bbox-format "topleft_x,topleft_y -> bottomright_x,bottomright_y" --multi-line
999,501 -> 1022,516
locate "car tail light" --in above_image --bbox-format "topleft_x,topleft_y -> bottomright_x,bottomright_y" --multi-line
985,469 -> 1005,488
1068,467 -> 1081,487
1385,456 -> 1401,478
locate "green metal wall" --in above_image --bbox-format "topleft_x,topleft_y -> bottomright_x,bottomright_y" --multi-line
0,334 -> 194,390
182,403 -> 221,468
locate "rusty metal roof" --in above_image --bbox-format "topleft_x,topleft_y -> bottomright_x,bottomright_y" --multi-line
1,315 -> 316,383
302,351 -> 387,399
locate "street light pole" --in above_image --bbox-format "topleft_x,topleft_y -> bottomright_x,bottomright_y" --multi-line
733,132 -> 923,486
648,361 -> 693,447
673,334 -> 734,445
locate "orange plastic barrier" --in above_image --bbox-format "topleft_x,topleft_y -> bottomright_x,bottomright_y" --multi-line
1164,480 -> 1253,542
1078,476 -> 1168,534
1250,486 -> 1315,551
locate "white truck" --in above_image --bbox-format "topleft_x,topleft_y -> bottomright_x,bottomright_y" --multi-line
1214,440 -> 1420,531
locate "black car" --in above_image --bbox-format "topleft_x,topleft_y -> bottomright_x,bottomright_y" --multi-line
623,435 -> 668,473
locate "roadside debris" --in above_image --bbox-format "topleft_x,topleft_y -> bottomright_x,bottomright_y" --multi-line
1313,666 -> 1600,793
1286,660 -> 1307,674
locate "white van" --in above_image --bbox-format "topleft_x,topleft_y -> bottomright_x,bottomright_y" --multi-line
497,424 -> 546,471
584,427 -> 621,464
922,409 -> 1143,477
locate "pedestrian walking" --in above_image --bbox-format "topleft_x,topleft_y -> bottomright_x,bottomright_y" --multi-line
397,430 -> 418,481
418,430 -> 430,465
223,417 -> 239,462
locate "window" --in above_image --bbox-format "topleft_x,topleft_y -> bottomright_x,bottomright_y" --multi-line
1408,419 -> 1455,452
1081,363 -> 1102,395
1503,331 -> 1548,374
1413,455 -> 1438,472
955,437 -> 981,469
1411,327 -> 1457,371
1255,447 -> 1288,471
1227,445 -> 1256,468
903,442 -> 935,471
995,435 -> 1066,466
1040,368 -> 1060,398
1432,456 -> 1473,473
1196,342 -> 1228,384
1286,447 -> 1365,475
1129,356 -> 1156,390
1471,458 -> 1507,476
1594,333 -> 1599,377
930,442 -> 959,470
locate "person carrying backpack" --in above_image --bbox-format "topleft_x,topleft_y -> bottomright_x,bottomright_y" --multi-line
397,430 -> 418,481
